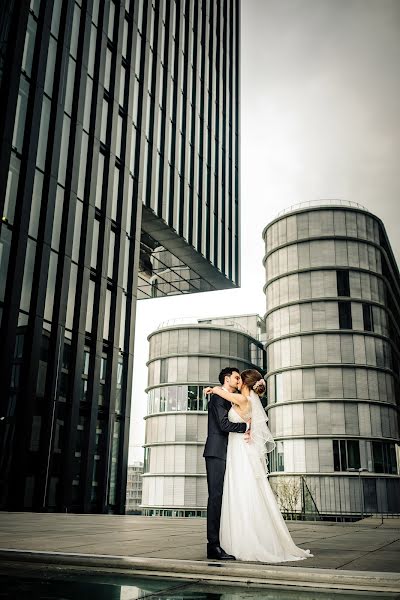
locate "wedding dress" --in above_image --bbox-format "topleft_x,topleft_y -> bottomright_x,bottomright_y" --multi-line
220,391 -> 312,562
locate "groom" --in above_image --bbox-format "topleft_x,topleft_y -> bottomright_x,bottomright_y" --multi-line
203,367 -> 249,560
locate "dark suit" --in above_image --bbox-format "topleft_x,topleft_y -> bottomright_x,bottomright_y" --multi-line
203,393 -> 247,545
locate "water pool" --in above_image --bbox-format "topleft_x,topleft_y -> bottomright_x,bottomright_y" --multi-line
0,569 -> 397,600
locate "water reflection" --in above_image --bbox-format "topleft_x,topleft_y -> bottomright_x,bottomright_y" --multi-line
0,573 -> 397,600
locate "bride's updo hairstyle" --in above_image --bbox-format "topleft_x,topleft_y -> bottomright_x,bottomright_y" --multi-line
241,369 -> 266,397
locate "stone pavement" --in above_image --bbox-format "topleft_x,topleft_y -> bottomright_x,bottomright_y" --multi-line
0,512 -> 399,593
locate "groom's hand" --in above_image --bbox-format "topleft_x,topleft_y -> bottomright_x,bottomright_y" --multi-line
244,418 -> 251,442
204,386 -> 213,395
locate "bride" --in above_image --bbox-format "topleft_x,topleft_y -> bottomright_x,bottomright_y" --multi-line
205,368 -> 312,563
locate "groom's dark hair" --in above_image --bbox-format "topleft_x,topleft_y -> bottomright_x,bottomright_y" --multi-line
218,367 -> 240,385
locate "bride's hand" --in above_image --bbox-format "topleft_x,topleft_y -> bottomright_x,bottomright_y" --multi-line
204,386 -> 221,396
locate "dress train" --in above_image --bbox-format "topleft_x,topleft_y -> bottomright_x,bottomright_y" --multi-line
220,406 -> 312,562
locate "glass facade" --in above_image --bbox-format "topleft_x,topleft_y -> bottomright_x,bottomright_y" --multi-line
136,0 -> 241,298
142,320 -> 265,515
147,385 -> 209,414
0,0 -> 240,514
263,204 -> 400,516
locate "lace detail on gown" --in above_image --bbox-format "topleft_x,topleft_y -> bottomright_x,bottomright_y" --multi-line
219,405 -> 313,563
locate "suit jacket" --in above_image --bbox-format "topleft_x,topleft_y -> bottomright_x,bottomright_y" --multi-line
203,393 -> 247,459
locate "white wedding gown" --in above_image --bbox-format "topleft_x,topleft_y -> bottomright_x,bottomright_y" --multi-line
220,404 -> 312,563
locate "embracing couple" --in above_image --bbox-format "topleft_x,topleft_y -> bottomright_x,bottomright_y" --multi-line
203,367 -> 312,563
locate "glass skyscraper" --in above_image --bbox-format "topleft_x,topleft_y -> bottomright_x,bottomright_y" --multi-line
0,0 -> 240,513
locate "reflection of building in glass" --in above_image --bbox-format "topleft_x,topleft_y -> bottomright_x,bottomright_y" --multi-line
126,462 -> 143,514
142,316 -> 266,517
263,201 -> 400,518
0,1 -> 240,513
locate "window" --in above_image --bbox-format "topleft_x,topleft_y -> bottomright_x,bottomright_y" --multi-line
187,385 -> 199,411
36,95 -> 51,170
4,153 -> 20,226
65,58 -> 76,115
18,238 -> 35,312
160,358 -> 167,383
103,289 -> 112,340
90,219 -> 99,270
58,114 -> 71,186
362,303 -> 374,332
85,279 -> 95,333
92,0 -> 100,24
99,355 -> 108,406
338,301 -> 352,329
88,23 -> 97,78
52,411 -> 65,453
372,442 -> 397,474
119,64 -> 126,107
333,439 -> 360,471
337,270 -> 350,296
69,4 -> 81,58
82,77 -> 93,133
270,441 -> 284,472
108,420 -> 120,505
62,341 -> 71,372
44,251 -> 58,322
30,0 -> 41,17
347,439 -> 360,468
115,355 -> 124,413
107,1 -> 116,41
100,98 -> 108,144
51,186 -> 64,251
95,153 -> 105,209
22,15 -> 37,78
51,0 -> 62,38
144,447 -> 150,472
107,230 -> 115,279
116,114 -> 123,158
146,385 -> 207,414
122,19 -> 128,58
112,165 -> 119,221
72,201 -> 83,262
14,334 -> 24,359
104,48 -> 112,92
13,76 -> 30,154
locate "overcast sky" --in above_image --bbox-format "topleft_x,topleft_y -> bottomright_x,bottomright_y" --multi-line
128,0 -> 400,463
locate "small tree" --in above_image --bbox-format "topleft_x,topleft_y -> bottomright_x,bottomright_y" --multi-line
274,477 -> 301,518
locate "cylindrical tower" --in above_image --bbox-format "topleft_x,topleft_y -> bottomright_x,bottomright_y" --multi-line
263,200 -> 400,518
142,317 -> 265,517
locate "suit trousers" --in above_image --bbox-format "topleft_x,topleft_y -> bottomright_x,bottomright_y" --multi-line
205,456 -> 226,545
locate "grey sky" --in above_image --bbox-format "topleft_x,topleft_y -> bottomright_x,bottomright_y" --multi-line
242,0 -> 400,254
128,0 -> 400,463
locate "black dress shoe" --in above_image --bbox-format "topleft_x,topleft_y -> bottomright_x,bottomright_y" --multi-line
207,543 -> 236,560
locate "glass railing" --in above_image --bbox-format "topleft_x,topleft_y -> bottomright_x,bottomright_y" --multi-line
156,316 -> 253,337
276,199 -> 369,217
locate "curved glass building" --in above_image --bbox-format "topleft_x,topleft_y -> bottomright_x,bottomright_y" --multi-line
263,200 -> 400,518
142,315 -> 265,516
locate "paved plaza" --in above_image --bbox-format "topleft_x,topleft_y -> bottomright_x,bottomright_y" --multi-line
0,512 -> 399,593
